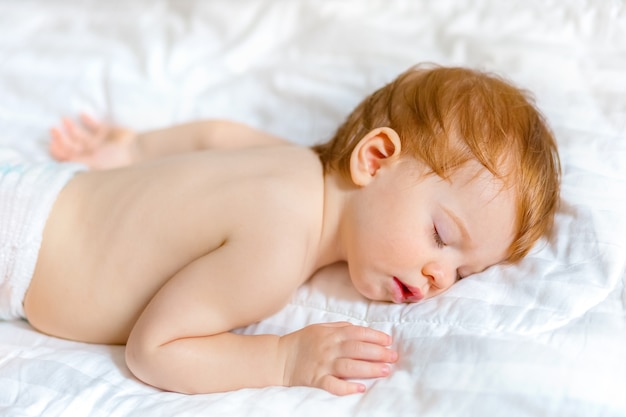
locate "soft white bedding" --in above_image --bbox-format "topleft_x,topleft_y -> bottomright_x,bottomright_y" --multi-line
1,1 -> 625,416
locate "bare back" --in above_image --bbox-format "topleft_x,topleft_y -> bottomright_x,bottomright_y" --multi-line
24,146 -> 325,344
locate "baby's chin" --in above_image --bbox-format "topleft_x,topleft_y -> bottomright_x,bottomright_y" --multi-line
351,282 -> 392,304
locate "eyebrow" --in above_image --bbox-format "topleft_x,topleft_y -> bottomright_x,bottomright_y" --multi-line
441,206 -> 473,246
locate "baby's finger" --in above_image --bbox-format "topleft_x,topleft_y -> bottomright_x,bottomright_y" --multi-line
79,113 -> 101,132
340,340 -> 398,363
80,113 -> 114,148
320,321 -> 353,328
50,125 -> 82,155
344,325 -> 393,346
49,128 -> 73,160
332,358 -> 392,380
62,118 -> 89,148
319,375 -> 366,396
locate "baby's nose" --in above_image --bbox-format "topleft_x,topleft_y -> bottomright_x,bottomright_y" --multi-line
422,262 -> 456,290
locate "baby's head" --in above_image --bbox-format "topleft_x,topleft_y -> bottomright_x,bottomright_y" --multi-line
314,64 -> 560,266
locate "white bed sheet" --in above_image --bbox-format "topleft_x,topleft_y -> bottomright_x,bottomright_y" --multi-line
1,1 -> 625,416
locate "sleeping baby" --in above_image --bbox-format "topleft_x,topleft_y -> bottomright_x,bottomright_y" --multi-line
0,64 -> 560,395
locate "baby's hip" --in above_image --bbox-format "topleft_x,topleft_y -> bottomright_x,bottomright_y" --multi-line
0,161 -> 85,320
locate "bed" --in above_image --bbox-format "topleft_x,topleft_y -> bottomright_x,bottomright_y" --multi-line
1,1 -> 625,416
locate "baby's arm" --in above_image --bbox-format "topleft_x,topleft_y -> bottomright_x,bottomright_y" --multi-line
125,243 -> 396,395
50,114 -> 289,169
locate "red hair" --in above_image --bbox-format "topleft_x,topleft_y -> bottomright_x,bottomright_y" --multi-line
313,64 -> 561,262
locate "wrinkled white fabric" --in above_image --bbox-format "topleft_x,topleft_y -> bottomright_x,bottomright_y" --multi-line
0,1 -> 625,416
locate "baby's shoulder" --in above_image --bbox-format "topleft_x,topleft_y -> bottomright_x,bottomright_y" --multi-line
262,146 -> 323,192
217,145 -> 323,205
225,147 -> 324,258
245,150 -> 323,228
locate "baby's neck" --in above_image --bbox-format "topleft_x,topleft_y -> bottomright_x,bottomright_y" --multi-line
310,173 -> 353,272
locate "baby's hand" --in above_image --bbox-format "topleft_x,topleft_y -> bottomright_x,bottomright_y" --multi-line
49,114 -> 137,170
279,322 -> 397,395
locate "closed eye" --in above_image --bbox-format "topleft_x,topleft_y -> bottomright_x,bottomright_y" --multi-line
433,226 -> 445,249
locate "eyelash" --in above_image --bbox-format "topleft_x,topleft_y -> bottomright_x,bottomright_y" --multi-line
433,227 -> 445,249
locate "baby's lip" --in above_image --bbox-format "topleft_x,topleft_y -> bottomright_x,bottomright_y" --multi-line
393,277 -> 424,303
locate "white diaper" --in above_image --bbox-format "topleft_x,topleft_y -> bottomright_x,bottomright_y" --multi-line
0,162 -> 86,320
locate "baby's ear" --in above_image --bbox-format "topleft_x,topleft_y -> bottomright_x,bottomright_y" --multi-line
349,127 -> 402,186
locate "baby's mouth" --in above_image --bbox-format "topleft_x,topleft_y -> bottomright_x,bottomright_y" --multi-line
393,277 -> 424,303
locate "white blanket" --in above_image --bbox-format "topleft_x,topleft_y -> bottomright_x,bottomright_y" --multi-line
1,1 -> 625,416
